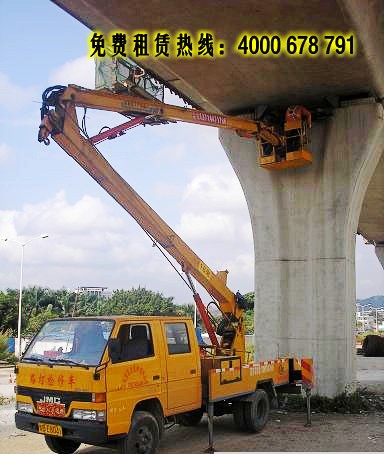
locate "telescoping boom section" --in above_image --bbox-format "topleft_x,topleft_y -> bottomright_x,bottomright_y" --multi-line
38,85 -> 252,359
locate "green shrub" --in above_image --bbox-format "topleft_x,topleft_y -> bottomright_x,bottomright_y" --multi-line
280,389 -> 383,413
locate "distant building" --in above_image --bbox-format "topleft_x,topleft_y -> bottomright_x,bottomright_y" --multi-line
356,303 -> 384,332
77,286 -> 109,298
356,307 -> 375,332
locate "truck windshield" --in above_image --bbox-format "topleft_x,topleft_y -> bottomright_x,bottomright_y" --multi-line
23,319 -> 114,367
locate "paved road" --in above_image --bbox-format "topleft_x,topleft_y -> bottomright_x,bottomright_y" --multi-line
356,356 -> 384,393
0,368 -> 16,398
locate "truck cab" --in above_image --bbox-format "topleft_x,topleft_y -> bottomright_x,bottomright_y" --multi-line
15,316 -> 202,454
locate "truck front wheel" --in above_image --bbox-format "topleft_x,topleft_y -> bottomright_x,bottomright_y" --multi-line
121,411 -> 159,454
44,436 -> 80,454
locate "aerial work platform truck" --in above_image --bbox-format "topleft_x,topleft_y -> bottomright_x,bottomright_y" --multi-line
15,82 -> 314,454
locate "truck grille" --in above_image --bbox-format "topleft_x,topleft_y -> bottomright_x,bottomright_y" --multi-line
16,386 -> 93,411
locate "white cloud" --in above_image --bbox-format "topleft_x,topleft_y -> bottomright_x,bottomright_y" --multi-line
16,191 -> 124,235
0,73 -> 36,112
183,164 -> 246,214
49,56 -> 95,89
226,253 -> 254,292
0,165 -> 256,301
177,163 -> 252,249
1,170 -> 379,304
179,212 -> 236,242
0,191 -> 128,272
0,191 -> 195,300
0,143 -> 12,164
176,164 -> 255,294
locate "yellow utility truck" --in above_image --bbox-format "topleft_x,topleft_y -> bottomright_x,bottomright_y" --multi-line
15,316 -> 312,454
14,83 -> 314,454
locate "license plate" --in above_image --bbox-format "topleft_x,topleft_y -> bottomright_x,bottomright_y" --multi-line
36,402 -> 66,418
38,422 -> 63,437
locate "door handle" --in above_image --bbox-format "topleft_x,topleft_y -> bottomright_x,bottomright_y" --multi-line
153,375 -> 160,380
190,369 -> 196,375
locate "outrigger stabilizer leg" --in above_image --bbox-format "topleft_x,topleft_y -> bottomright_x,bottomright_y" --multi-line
304,387 -> 312,427
205,401 -> 215,453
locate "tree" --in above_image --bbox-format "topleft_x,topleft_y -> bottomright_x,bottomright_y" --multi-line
176,303 -> 195,318
0,290 -> 18,334
243,291 -> 254,310
73,292 -> 100,316
244,310 -> 254,334
56,289 -> 76,317
0,285 -> 196,335
103,287 -> 177,316
25,304 -> 56,335
242,292 -> 254,334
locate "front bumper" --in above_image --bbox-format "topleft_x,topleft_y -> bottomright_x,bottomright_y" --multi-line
15,411 -> 108,445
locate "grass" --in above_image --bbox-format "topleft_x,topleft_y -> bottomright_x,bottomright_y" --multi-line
280,389 -> 384,413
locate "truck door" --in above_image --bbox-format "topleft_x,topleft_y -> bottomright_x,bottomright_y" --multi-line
162,321 -> 201,412
106,322 -> 164,436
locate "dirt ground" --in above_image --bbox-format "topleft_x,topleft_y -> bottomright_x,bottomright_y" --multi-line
0,356 -> 383,452
1,411 -> 383,453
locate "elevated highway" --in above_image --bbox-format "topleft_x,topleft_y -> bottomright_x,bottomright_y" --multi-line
52,0 -> 384,396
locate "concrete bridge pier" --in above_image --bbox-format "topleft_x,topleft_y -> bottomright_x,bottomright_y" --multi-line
220,101 -> 384,396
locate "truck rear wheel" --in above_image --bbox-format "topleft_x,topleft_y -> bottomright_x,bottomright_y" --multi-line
121,411 -> 159,454
243,389 -> 270,433
44,436 -> 80,454
177,408 -> 204,426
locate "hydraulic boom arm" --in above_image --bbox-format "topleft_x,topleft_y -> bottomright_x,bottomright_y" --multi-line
38,85 -> 253,357
40,85 -> 284,146
37,85 -> 311,359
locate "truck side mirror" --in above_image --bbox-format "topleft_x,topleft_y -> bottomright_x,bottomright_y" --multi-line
108,338 -> 121,363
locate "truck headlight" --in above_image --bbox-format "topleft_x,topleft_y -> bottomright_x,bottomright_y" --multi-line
72,409 -> 105,422
16,402 -> 33,414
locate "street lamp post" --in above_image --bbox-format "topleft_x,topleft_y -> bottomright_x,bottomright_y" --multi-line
1,235 -> 48,358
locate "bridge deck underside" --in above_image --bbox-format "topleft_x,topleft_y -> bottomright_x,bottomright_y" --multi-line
53,0 -> 384,246
53,0 -> 383,111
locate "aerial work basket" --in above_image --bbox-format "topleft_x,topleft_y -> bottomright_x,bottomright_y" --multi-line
259,105 -> 312,170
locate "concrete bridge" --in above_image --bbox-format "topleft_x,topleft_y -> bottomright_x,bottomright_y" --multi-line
53,0 -> 384,396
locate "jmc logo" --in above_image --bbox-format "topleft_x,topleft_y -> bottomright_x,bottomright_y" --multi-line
37,396 -> 61,404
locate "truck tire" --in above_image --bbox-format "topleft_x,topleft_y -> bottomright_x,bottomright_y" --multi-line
177,408 -> 204,426
44,436 -> 80,454
121,411 -> 159,454
233,401 -> 247,430
243,389 -> 270,433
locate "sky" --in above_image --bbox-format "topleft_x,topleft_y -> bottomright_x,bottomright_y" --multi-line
0,1 -> 383,305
